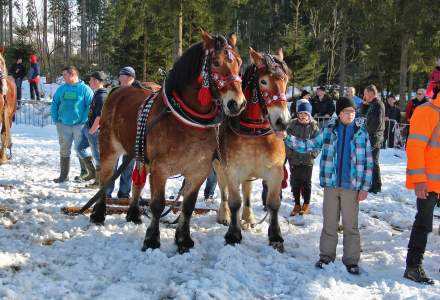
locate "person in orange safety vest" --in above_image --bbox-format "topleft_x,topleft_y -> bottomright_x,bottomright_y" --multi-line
404,87 -> 440,285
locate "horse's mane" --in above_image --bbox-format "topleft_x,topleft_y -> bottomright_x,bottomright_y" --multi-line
165,35 -> 232,96
0,53 -> 7,76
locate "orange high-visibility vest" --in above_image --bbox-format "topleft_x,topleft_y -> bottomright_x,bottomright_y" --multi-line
406,95 -> 440,193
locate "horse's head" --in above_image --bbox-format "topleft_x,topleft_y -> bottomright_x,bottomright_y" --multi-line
245,48 -> 290,132
201,30 -> 246,116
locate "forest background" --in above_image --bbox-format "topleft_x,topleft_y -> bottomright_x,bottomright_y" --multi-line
1,0 -> 439,106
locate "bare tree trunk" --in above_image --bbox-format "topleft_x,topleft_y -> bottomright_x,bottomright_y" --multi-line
81,0 -> 87,62
339,29 -> 347,96
0,1 -> 3,47
8,0 -> 12,45
173,0 -> 183,62
43,0 -> 47,53
291,0 -> 301,87
143,20 -> 147,82
408,67 -> 413,101
399,34 -> 409,109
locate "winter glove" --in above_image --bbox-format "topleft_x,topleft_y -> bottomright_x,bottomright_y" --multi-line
281,166 -> 288,189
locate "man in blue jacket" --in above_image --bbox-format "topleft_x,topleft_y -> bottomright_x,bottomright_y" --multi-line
285,97 -> 373,275
51,66 -> 94,183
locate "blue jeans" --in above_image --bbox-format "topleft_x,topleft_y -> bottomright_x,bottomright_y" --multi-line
15,78 -> 22,102
81,126 -> 100,168
204,169 -> 217,198
56,123 -> 88,158
75,125 -> 90,159
106,155 -> 135,198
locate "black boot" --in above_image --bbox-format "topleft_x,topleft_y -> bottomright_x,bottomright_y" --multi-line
404,266 -> 434,285
74,157 -> 87,181
54,157 -> 70,183
81,157 -> 96,181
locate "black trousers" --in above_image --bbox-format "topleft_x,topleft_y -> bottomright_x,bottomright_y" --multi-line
290,164 -> 313,205
406,192 -> 439,267
371,148 -> 382,192
30,82 -> 40,100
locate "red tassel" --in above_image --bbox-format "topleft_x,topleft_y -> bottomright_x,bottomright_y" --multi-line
131,166 -> 148,187
198,86 -> 212,106
245,101 -> 262,120
281,166 -> 288,189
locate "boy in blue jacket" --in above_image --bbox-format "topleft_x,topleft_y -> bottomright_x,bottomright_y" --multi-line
285,97 -> 373,275
51,66 -> 94,183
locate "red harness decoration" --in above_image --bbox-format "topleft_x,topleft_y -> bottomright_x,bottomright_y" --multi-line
172,90 -> 219,120
132,164 -> 148,188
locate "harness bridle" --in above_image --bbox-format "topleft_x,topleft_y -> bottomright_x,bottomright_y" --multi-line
230,54 -> 287,137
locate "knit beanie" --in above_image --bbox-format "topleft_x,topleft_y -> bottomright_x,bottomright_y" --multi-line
297,100 -> 312,116
119,66 -> 136,78
336,97 -> 356,115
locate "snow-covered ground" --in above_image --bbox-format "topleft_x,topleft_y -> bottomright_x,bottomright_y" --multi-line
1,125 -> 439,299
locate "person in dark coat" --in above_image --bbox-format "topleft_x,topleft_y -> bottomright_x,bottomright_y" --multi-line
405,88 -> 428,123
310,86 -> 335,118
361,84 -> 385,193
27,54 -> 41,100
290,90 -> 311,117
9,57 -> 26,105
286,100 -> 320,216
383,94 -> 401,148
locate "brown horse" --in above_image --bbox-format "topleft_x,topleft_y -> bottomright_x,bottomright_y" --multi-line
0,50 -> 17,164
213,48 -> 290,252
90,31 -> 246,253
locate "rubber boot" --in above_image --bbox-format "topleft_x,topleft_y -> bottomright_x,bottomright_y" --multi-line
86,167 -> 100,188
74,157 -> 87,181
82,157 -> 96,181
54,157 -> 70,183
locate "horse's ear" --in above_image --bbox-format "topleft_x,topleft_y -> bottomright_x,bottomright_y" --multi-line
227,32 -> 237,48
249,47 -> 263,65
275,48 -> 284,61
200,29 -> 215,50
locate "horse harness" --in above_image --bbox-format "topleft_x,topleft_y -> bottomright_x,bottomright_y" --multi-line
228,54 -> 287,137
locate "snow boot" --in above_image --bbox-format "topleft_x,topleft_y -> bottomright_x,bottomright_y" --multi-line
74,157 -> 87,181
290,204 -> 301,216
301,203 -> 310,215
346,264 -> 360,275
81,157 -> 96,181
404,266 -> 435,285
54,157 -> 70,183
86,167 -> 100,188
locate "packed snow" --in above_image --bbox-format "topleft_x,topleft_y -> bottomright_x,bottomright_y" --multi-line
0,124 -> 439,299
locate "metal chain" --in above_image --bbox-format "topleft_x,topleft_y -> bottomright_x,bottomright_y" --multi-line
215,124 -> 226,169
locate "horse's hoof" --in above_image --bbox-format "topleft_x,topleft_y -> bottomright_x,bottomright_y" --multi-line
141,238 -> 161,251
175,236 -> 194,254
224,229 -> 242,245
240,220 -> 256,230
90,203 -> 106,224
270,241 -> 284,253
217,218 -> 230,226
126,206 -> 142,224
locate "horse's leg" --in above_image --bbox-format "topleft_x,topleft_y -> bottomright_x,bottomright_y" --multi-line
142,165 -> 167,251
213,159 -> 231,225
126,165 -> 149,224
174,168 -> 210,254
241,180 -> 256,228
224,181 -> 243,245
90,142 -> 119,224
265,168 -> 284,252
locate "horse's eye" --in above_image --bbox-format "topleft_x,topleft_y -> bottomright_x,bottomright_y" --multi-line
260,79 -> 268,85
213,60 -> 221,67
